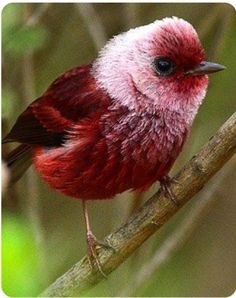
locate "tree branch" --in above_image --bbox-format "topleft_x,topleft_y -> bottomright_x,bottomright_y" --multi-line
75,4 -> 107,51
40,112 -> 236,297
119,160 -> 235,296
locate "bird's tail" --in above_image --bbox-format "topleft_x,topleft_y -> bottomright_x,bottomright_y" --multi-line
4,144 -> 32,185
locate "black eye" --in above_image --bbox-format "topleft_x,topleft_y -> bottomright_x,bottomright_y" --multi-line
153,57 -> 175,76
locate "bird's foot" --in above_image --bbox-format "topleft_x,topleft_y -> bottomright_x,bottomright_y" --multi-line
159,175 -> 179,206
86,232 -> 115,277
170,176 -> 180,184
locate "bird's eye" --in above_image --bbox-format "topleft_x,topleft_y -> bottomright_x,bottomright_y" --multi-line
153,57 -> 175,76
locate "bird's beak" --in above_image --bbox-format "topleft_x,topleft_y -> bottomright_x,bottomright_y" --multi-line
185,61 -> 226,76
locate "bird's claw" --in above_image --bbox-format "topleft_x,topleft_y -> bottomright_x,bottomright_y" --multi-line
159,176 -> 179,206
86,232 -> 115,277
171,177 -> 180,184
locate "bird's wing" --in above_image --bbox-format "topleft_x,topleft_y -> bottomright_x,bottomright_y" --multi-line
3,64 -> 110,146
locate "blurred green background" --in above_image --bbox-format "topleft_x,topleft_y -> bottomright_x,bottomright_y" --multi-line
2,3 -> 236,297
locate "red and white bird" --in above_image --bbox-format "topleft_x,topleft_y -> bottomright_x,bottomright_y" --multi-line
4,17 -> 225,271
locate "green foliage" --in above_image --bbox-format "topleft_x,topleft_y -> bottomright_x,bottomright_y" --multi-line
2,4 -> 48,57
4,26 -> 48,56
2,3 -> 23,30
2,213 -> 42,296
3,26 -> 47,56
2,87 -> 18,119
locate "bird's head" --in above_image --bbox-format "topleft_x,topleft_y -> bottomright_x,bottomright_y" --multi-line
93,17 -> 225,124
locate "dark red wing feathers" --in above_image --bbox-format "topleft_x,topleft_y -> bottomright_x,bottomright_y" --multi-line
4,64 -> 109,147
3,105 -> 64,146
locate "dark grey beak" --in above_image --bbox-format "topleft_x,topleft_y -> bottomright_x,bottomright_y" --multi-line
185,61 -> 226,76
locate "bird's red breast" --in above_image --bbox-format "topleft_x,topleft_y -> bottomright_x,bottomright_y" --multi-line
7,63 -> 188,199
5,17 -> 213,200
32,66 -> 187,199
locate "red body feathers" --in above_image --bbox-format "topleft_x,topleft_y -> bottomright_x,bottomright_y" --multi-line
5,17 -> 224,200
7,63 -> 188,199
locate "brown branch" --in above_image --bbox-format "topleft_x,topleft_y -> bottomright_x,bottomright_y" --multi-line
75,3 -> 107,51
119,160 -> 235,296
40,112 -> 236,297
1,162 -> 10,193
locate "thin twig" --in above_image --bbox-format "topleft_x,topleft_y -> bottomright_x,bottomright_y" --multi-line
22,3 -> 48,284
119,159 -> 235,296
25,3 -> 51,27
198,5 -> 221,39
198,4 -> 233,60
75,3 -> 107,51
209,8 -> 234,60
40,112 -> 236,297
1,162 -> 10,193
123,3 -> 139,29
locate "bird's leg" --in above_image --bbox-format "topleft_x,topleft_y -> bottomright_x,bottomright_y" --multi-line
128,191 -> 144,218
82,200 -> 106,276
159,175 -> 179,206
82,201 -> 114,277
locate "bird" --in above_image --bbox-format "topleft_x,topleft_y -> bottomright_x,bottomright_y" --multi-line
3,16 -> 225,273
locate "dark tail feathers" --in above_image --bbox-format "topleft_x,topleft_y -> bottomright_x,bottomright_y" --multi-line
4,144 -> 32,185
